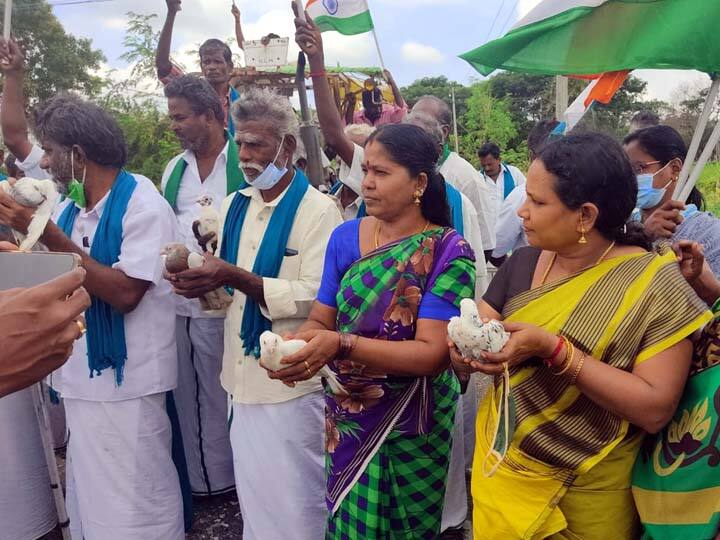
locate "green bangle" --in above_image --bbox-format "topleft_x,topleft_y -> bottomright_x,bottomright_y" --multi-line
711,297 -> 720,315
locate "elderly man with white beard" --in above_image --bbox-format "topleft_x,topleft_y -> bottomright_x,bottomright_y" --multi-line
166,86 -> 343,539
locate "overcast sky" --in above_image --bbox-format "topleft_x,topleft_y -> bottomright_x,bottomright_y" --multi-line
50,0 -> 710,102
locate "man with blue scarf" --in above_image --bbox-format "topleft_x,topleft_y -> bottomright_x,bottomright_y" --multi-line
167,87 -> 342,539
478,141 -> 527,247
0,94 -> 184,540
160,75 -> 236,500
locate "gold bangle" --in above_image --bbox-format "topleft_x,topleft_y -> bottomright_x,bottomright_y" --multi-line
569,352 -> 586,386
553,339 -> 575,376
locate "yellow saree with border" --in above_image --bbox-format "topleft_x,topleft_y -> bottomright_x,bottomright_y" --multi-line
472,249 -> 712,540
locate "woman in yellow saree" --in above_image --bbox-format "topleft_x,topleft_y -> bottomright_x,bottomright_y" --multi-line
450,133 -> 712,540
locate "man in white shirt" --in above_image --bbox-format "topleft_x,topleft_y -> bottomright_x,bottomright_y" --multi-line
0,94 -> 183,540
490,120 -> 560,265
478,141 -> 527,244
410,95 -> 496,261
160,75 -> 237,497
168,87 -> 343,540
330,124 -> 374,221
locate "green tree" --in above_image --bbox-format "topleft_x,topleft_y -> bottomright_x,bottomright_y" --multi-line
102,95 -> 181,185
120,12 -> 163,84
582,75 -> 667,137
460,81 -> 523,168
400,76 -> 472,128
9,0 -> 105,104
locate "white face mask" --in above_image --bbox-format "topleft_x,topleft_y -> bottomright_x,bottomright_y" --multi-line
244,136 -> 288,191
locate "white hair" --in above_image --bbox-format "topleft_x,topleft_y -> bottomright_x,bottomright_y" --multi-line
405,112 -> 443,147
344,123 -> 375,140
231,86 -> 300,142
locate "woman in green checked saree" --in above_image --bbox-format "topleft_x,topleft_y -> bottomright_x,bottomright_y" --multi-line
449,133 -> 711,540
268,124 -> 476,539
632,241 -> 720,540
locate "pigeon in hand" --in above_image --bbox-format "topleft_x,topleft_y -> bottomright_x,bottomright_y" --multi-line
1,177 -> 59,251
259,331 -> 345,394
447,298 -> 510,361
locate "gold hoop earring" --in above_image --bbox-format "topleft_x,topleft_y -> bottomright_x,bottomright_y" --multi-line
578,216 -> 588,244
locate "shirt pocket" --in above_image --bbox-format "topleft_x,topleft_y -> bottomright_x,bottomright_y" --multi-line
278,247 -> 301,279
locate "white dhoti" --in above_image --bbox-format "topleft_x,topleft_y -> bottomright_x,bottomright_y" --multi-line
441,393 -> 468,531
64,393 -> 184,540
175,316 -> 235,495
229,391 -> 327,540
0,388 -> 57,540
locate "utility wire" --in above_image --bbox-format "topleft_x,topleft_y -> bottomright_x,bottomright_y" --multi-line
483,0 -> 507,44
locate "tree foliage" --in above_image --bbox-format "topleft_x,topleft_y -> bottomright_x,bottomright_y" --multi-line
400,76 -> 472,131
460,82 -> 524,168
119,12 -> 163,84
101,95 -> 181,185
10,0 -> 105,104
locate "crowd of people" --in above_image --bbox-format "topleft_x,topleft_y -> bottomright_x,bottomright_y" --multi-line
0,3 -> 719,540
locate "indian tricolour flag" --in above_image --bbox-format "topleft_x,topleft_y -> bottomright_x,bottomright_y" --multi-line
306,0 -> 374,36
461,0 -> 720,76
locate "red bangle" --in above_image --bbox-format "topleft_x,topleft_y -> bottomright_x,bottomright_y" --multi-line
308,70 -> 327,78
543,336 -> 564,368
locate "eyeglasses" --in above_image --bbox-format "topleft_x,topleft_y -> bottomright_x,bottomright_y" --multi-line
631,160 -> 661,174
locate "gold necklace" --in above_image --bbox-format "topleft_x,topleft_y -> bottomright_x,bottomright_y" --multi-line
374,219 -> 430,249
539,241 -> 616,286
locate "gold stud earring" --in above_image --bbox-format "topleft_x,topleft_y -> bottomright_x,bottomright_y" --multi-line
578,216 -> 588,244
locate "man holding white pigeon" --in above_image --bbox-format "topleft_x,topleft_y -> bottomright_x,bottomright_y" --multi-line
161,74 -> 238,499
0,93 -> 184,539
166,86 -> 342,539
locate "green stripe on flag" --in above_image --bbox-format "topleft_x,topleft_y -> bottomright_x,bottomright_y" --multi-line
461,0 -> 720,76
314,11 -> 374,36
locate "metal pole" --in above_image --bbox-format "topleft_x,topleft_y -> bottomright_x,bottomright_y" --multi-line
451,85 -> 459,154
31,384 -> 71,540
370,29 -> 387,72
555,75 -> 568,119
295,51 -> 324,188
679,114 -> 720,202
3,0 -> 12,40
674,77 -> 720,198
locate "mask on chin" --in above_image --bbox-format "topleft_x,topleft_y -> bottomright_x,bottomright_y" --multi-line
245,136 -> 289,191
67,151 -> 87,208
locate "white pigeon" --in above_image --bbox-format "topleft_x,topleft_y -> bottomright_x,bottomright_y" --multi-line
193,195 -> 221,255
0,177 -> 58,251
447,298 -> 510,361
259,331 -> 346,394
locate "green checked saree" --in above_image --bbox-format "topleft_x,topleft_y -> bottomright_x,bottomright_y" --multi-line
323,227 -> 476,540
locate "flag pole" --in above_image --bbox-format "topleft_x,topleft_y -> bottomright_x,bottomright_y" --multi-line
451,85 -> 459,154
673,77 -> 720,199
678,114 -> 720,202
370,28 -> 386,72
3,0 -> 12,40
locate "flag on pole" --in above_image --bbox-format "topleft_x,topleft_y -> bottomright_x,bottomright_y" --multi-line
460,0 -> 720,76
306,0 -> 374,36
556,70 -> 629,134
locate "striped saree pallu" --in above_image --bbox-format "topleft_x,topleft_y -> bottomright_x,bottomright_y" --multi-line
472,249 -> 712,540
324,227 -> 476,540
